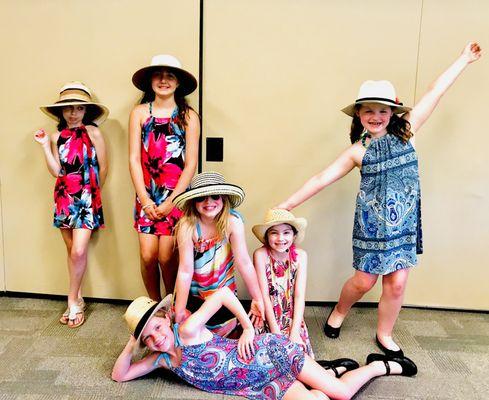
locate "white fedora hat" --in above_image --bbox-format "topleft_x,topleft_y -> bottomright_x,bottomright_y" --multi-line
173,172 -> 245,210
40,81 -> 109,125
341,80 -> 411,117
252,208 -> 307,244
132,54 -> 197,96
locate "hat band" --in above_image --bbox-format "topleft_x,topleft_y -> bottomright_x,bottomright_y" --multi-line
355,97 -> 403,106
189,182 -> 242,191
133,303 -> 158,339
58,89 -> 92,103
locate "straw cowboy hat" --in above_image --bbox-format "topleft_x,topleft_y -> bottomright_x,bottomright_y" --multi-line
124,294 -> 173,347
173,172 -> 245,210
341,80 -> 411,117
252,208 -> 307,244
40,81 -> 109,125
132,54 -> 197,96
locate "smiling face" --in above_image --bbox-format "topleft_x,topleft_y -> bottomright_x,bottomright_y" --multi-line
141,315 -> 174,352
151,68 -> 179,97
356,103 -> 393,136
266,223 -> 296,253
62,105 -> 86,128
194,195 -> 224,220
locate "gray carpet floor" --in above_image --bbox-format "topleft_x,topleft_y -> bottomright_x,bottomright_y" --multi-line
0,296 -> 488,399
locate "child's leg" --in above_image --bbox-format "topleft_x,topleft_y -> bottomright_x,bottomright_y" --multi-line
138,233 -> 161,301
377,269 -> 410,349
158,235 -> 178,295
283,380 -> 329,400
328,271 -> 378,328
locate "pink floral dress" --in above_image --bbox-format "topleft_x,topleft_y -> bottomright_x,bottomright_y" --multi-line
257,245 -> 314,358
134,103 -> 184,235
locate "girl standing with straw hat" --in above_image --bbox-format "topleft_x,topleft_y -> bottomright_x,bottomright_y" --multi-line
129,55 -> 200,301
278,42 -> 481,356
34,81 -> 109,328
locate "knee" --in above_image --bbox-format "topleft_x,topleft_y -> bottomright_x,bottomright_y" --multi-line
351,276 -> 376,294
383,281 -> 406,298
70,246 -> 87,264
140,250 -> 158,268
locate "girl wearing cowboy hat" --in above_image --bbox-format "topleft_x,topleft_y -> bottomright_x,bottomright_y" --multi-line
112,287 -> 418,399
34,81 -> 109,328
129,55 -> 200,301
252,209 -> 315,358
278,42 -> 481,356
171,172 -> 264,336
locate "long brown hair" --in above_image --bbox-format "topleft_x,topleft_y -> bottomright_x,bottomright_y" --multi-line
349,106 -> 413,144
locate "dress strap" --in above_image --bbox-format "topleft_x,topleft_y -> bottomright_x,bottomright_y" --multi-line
196,222 -> 202,240
153,352 -> 172,368
173,323 -> 182,347
149,102 -> 153,116
360,130 -> 371,148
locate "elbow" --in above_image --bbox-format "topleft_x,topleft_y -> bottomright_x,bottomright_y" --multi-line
111,370 -> 126,383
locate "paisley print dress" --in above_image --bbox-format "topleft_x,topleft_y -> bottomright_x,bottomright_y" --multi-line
156,326 -> 305,400
134,103 -> 184,235
353,134 -> 423,274
53,125 -> 104,229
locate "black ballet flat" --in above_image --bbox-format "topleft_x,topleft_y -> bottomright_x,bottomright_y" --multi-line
323,306 -> 341,339
317,358 -> 360,378
375,335 -> 404,357
366,353 -> 417,377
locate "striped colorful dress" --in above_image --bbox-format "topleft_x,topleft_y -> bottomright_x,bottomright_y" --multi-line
186,211 -> 240,332
353,133 -> 423,275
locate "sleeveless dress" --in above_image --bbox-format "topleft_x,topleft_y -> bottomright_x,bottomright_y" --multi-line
353,133 -> 423,275
186,211 -> 240,332
53,125 -> 104,229
155,325 -> 305,400
134,103 -> 184,235
256,246 -> 314,358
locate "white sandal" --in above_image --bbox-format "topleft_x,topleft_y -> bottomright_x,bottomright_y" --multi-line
67,304 -> 85,328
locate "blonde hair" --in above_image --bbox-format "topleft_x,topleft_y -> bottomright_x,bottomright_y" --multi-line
176,195 -> 232,243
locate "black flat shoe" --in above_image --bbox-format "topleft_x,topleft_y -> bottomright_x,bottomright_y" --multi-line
366,353 -> 417,377
317,358 -> 360,378
376,335 -> 404,357
323,306 -> 341,339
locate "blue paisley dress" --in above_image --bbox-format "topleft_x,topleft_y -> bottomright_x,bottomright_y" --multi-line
353,134 -> 423,275
155,326 -> 305,400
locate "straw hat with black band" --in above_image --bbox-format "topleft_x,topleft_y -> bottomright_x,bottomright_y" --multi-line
124,294 -> 173,348
132,54 -> 197,96
341,80 -> 411,117
252,208 -> 307,245
173,172 -> 245,210
40,81 -> 109,125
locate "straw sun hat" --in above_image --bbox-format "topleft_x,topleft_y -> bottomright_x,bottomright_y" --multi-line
132,54 -> 197,96
341,80 -> 411,117
40,81 -> 109,125
124,294 -> 173,347
252,208 -> 307,245
173,172 -> 245,210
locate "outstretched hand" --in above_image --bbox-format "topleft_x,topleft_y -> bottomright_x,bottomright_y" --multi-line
237,327 -> 255,361
34,129 -> 49,146
462,42 -> 482,63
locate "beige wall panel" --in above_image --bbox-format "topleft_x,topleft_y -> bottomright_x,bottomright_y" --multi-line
0,183 -> 4,291
0,0 -> 199,299
405,0 -> 489,309
204,1 -> 422,301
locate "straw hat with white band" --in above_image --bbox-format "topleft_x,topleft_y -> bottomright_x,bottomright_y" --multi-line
252,208 -> 307,245
40,81 -> 109,125
124,294 -> 173,348
132,54 -> 197,96
173,172 -> 245,210
341,80 -> 411,117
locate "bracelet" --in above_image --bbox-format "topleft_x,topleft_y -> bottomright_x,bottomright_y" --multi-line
142,203 -> 155,211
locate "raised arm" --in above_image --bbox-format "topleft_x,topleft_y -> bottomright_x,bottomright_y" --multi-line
277,146 -> 357,211
407,42 -> 482,133
87,126 -> 108,187
228,216 -> 265,323
289,249 -> 307,345
34,129 -> 61,177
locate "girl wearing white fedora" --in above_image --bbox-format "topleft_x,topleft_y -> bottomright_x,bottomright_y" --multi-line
129,55 -> 200,302
278,42 -> 481,356
112,287 -> 418,399
172,172 -> 264,337
34,81 -> 109,328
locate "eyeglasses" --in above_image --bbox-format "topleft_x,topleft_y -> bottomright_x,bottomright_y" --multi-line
194,195 -> 221,203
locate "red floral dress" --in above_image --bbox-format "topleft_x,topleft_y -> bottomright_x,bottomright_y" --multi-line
134,103 -> 184,235
53,125 -> 104,230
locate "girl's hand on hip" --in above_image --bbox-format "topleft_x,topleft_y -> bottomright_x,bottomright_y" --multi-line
238,327 -> 255,361
462,42 -> 482,63
34,129 -> 49,146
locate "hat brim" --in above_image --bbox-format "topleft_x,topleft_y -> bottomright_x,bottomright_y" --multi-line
132,65 -> 197,96
252,217 -> 307,245
133,294 -> 173,348
341,101 -> 411,117
173,184 -> 245,210
40,101 -> 110,125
